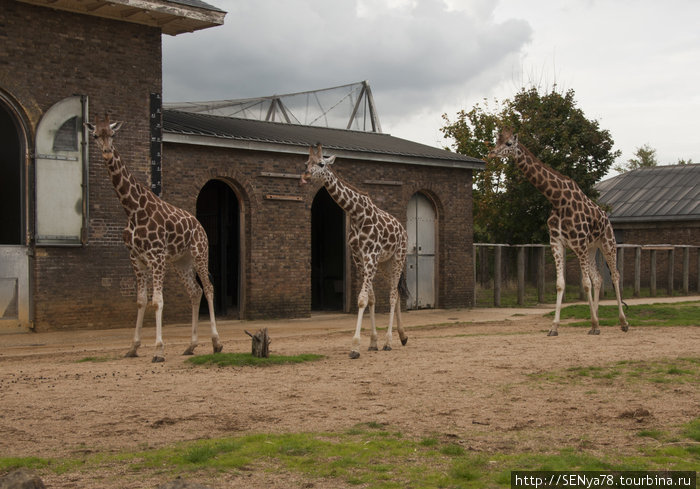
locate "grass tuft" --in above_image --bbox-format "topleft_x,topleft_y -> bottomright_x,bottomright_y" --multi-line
187,352 -> 324,367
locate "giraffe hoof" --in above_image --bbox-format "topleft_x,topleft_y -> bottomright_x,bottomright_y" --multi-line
125,350 -> 138,358
183,346 -> 196,356
401,337 -> 408,346
213,343 -> 223,353
368,346 -> 379,351
349,350 -> 360,359
588,329 -> 600,335
152,355 -> 165,363
382,345 -> 392,351
621,324 -> 629,333
547,330 -> 558,337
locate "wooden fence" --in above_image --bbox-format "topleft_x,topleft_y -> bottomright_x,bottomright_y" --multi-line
473,243 -> 700,307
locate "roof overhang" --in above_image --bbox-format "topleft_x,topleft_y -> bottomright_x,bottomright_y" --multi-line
17,0 -> 225,35
164,132 -> 485,170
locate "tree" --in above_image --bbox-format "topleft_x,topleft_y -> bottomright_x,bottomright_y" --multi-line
442,87 -> 620,244
613,144 -> 658,173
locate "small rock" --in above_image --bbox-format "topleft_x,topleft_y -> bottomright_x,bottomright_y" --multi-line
0,468 -> 46,489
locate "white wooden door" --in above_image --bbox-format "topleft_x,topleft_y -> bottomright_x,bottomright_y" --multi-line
406,193 -> 435,309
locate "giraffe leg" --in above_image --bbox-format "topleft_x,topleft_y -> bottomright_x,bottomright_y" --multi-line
603,241 -> 629,332
126,257 -> 148,358
151,257 -> 166,363
579,249 -> 601,335
172,253 -> 202,356
367,286 -> 378,351
194,246 -> 222,354
549,240 -> 566,336
383,256 -> 405,351
351,261 -> 377,359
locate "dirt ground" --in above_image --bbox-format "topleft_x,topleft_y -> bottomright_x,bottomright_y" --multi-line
1,299 -> 698,488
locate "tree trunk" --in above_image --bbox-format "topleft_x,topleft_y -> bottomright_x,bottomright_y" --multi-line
245,328 -> 271,358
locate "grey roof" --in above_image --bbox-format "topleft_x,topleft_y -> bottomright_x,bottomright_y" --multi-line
163,109 -> 484,170
596,164 -> 700,222
167,0 -> 225,13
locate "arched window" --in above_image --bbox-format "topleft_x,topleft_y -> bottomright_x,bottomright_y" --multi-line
35,96 -> 88,245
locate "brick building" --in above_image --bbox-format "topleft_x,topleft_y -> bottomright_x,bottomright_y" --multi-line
0,0 -> 224,332
0,0 -> 483,333
596,164 -> 700,290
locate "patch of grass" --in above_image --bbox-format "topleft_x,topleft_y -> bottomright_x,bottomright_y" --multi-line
5,418 -> 700,488
76,356 -> 114,363
547,301 -> 700,328
530,357 -> 700,386
186,352 -> 324,367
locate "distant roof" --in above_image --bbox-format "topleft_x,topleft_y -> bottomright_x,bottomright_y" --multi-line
596,164 -> 700,222
17,0 -> 225,35
163,109 -> 485,170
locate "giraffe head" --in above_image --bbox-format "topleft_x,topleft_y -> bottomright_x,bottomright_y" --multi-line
85,114 -> 124,158
300,143 -> 336,185
488,128 -> 518,159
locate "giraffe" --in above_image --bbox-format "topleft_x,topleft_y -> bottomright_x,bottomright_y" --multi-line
301,143 -> 409,359
85,115 -> 223,362
488,128 -> 629,336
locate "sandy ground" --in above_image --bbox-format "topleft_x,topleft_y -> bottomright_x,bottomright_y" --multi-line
1,297 -> 698,488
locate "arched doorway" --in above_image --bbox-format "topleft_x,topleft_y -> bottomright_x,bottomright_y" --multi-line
0,95 -> 30,331
196,180 -> 240,317
311,188 -> 345,310
406,192 -> 436,309
0,102 -> 22,245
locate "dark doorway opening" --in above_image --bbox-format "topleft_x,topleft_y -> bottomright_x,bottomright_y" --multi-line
0,104 -> 22,244
196,180 -> 239,317
311,188 -> 344,310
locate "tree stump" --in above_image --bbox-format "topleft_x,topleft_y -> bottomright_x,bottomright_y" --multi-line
245,328 -> 271,358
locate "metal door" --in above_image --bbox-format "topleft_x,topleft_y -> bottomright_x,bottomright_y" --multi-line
0,248 -> 30,332
406,193 -> 435,309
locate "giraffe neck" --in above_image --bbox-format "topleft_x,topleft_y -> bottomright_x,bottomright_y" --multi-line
323,171 -> 371,219
105,148 -> 146,216
514,144 -> 570,206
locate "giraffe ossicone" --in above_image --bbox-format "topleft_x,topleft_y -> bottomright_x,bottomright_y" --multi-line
85,114 -> 223,362
301,143 -> 409,358
489,128 -> 629,336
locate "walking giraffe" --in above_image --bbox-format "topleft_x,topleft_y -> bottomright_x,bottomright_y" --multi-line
86,115 -> 223,362
301,143 -> 409,358
488,128 -> 629,336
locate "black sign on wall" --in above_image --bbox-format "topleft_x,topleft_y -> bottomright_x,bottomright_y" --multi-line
149,92 -> 162,196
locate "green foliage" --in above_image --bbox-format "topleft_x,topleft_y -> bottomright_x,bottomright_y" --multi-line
613,144 -> 659,173
442,87 -> 620,243
186,352 -> 324,367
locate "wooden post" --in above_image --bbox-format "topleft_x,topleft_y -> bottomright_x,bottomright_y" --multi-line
245,328 -> 271,358
634,246 -> 641,297
667,249 -> 674,296
517,246 -> 525,305
681,247 -> 689,295
697,247 -> 700,294
472,244 -> 477,306
617,246 -> 624,292
537,246 -> 545,303
494,246 -> 502,307
650,249 -> 657,297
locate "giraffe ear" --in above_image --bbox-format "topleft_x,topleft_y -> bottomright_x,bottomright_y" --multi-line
323,155 -> 336,166
84,122 -> 95,133
110,121 -> 124,132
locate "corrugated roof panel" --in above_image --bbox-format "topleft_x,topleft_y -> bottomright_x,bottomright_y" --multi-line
596,164 -> 700,222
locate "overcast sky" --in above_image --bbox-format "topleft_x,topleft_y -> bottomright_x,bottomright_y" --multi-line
163,0 -> 700,178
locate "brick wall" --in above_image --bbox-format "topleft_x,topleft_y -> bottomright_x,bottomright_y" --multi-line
1,1 -> 162,330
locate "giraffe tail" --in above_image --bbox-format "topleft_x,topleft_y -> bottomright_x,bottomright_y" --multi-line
398,271 -> 410,301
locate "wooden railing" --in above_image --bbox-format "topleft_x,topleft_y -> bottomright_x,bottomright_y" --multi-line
473,243 -> 700,307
